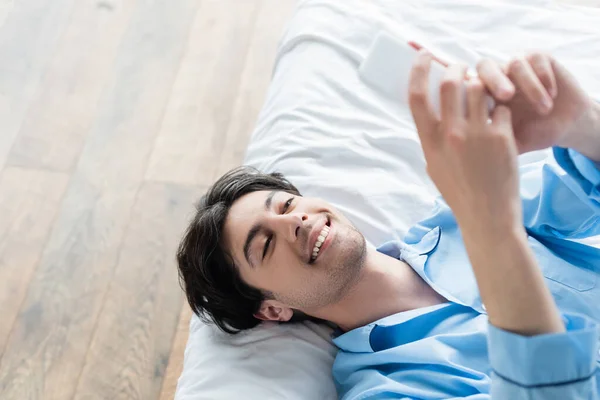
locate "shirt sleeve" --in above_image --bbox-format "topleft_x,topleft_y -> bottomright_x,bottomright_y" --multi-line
520,147 -> 600,240
487,312 -> 599,400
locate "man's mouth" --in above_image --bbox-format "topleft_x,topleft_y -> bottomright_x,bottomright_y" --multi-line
309,219 -> 331,263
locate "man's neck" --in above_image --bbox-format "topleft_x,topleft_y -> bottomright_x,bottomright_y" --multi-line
315,248 -> 446,332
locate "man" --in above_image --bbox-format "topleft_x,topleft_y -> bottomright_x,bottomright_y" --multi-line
177,51 -> 600,399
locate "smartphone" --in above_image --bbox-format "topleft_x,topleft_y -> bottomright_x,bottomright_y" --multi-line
359,31 -> 494,116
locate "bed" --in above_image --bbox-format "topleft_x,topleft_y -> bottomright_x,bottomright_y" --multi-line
175,0 -> 600,398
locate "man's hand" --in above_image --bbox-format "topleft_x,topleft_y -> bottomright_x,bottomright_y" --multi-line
408,50 -> 564,336
477,53 -> 600,158
408,51 -> 521,231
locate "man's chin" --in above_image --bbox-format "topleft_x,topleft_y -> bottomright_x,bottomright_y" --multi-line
330,233 -> 367,287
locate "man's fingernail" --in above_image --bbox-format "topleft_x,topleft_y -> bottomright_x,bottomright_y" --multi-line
541,97 -> 553,112
500,83 -> 514,98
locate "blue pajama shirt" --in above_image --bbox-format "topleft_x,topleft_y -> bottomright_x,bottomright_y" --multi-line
333,147 -> 600,399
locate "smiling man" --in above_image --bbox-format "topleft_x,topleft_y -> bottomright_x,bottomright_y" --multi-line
177,52 -> 600,399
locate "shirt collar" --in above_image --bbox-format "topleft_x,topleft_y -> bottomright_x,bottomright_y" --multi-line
377,226 -> 442,258
332,227 -> 444,352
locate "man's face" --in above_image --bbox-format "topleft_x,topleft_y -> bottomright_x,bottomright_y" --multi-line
223,190 -> 366,318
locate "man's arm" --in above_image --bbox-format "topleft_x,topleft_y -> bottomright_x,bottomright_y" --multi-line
460,224 -> 562,335
408,51 -> 564,336
460,200 -> 599,397
408,51 -> 599,399
472,59 -> 600,398
464,97 -> 600,331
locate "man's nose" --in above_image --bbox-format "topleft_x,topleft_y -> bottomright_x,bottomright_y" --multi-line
271,212 -> 308,242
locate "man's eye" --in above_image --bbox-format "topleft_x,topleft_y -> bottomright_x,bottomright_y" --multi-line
262,235 -> 272,259
282,197 -> 293,213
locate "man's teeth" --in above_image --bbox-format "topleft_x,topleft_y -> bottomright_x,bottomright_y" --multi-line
312,225 -> 330,260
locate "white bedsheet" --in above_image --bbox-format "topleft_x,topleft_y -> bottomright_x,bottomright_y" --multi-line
176,1 -> 600,399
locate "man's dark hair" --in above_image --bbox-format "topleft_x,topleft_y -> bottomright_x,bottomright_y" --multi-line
177,166 -> 301,334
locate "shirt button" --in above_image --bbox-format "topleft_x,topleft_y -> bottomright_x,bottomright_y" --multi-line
481,303 -> 487,311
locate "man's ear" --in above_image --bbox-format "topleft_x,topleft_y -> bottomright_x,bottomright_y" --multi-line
254,299 -> 294,322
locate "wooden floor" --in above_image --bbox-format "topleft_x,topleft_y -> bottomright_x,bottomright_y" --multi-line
0,0 -> 295,399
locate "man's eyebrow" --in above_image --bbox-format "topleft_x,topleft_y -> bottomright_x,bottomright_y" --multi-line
264,190 -> 277,211
243,191 -> 278,268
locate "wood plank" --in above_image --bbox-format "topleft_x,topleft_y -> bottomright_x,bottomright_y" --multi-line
0,0 -> 199,398
6,0 -> 138,172
73,183 -> 200,400
215,0 -> 297,178
144,0 -> 260,186
158,305 -> 192,400
0,167 -> 69,356
0,0 -> 76,170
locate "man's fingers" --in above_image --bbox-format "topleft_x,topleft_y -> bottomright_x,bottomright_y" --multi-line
466,79 -> 488,128
491,105 -> 512,132
408,50 -> 437,138
440,63 -> 468,133
476,59 -> 515,102
507,57 -> 553,115
526,53 -> 558,100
